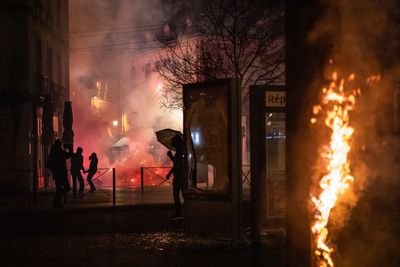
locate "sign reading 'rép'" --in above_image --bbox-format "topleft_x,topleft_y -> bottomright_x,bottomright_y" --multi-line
265,91 -> 286,107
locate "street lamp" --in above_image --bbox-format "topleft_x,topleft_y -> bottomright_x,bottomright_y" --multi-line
112,120 -> 119,127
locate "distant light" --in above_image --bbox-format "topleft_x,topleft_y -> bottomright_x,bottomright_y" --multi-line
93,96 -> 98,99
112,120 -> 119,126
191,131 -> 201,145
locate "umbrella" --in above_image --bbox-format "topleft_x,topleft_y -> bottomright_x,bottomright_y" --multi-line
155,128 -> 183,151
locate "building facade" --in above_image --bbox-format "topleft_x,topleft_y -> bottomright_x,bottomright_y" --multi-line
0,0 -> 69,192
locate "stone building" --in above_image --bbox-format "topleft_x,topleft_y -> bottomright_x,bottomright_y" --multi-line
0,0 -> 69,192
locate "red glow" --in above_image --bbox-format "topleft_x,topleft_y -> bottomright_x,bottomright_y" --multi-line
70,79 -> 179,187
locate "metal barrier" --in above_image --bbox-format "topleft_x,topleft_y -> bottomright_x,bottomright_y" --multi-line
4,165 -> 249,206
78,167 -> 116,206
140,166 -> 251,194
242,165 -> 251,185
43,167 -> 117,206
140,167 -> 172,195
82,168 -> 112,195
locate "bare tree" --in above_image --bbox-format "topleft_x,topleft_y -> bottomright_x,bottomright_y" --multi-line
157,0 -> 284,110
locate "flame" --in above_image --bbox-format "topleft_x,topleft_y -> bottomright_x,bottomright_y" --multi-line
311,72 -> 358,267
366,74 -> 381,83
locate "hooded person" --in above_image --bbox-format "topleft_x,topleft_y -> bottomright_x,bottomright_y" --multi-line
70,146 -> 85,196
46,139 -> 72,208
85,152 -> 98,192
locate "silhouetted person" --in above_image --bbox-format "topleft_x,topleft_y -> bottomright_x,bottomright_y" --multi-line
85,152 -> 98,192
166,135 -> 186,219
46,139 -> 72,208
70,147 -> 85,196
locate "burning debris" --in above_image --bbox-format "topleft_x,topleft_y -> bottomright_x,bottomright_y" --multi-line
310,71 -> 360,267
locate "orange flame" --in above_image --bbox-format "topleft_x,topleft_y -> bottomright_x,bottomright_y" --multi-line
311,72 -> 358,267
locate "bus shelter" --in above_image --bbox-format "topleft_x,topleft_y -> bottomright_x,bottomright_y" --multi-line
183,78 -> 243,239
250,85 -> 286,263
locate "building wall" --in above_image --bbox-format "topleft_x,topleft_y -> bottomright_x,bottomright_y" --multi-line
0,0 -> 69,193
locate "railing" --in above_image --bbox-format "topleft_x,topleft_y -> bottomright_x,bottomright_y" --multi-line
139,165 -> 251,195
41,167 -> 117,206
242,165 -> 251,185
23,164 -> 250,206
72,167 -> 116,206
140,167 -> 172,195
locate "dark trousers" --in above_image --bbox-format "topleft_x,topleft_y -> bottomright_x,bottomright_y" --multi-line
173,183 -> 183,216
54,176 -> 70,207
71,171 -> 84,193
87,171 -> 96,191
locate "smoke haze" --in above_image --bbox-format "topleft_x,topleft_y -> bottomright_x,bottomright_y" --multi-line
69,0 -> 182,185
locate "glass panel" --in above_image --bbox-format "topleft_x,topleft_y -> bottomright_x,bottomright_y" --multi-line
266,112 -> 286,218
185,86 -> 229,194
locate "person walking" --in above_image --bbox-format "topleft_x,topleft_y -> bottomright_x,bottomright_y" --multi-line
70,147 -> 85,196
46,139 -> 72,208
85,152 -> 98,192
166,135 -> 187,220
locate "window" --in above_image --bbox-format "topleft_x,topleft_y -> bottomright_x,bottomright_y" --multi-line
185,86 -> 229,194
265,112 -> 286,218
53,116 -> 59,133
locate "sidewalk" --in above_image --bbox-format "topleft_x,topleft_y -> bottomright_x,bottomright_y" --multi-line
0,189 -> 178,236
0,187 -> 174,210
0,190 -> 256,267
0,232 -> 254,267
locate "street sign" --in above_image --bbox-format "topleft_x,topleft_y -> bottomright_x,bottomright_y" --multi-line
265,91 -> 286,107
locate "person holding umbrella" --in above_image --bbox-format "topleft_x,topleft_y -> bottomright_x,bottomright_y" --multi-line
165,134 -> 186,220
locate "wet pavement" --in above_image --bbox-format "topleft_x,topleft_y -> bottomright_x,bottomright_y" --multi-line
1,232 -> 254,267
0,187 -> 174,211
0,189 -> 259,267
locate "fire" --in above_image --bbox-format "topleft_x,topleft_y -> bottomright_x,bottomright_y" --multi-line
310,72 -> 359,267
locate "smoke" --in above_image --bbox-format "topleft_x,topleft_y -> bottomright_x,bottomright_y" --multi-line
308,1 -> 400,266
69,0 -> 182,186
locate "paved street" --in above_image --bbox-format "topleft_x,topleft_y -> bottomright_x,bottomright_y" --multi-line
0,188 -> 255,267
0,186 -> 174,210
0,232 -> 253,267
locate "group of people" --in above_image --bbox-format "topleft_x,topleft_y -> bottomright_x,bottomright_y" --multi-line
46,136 -> 186,218
46,139 -> 98,208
